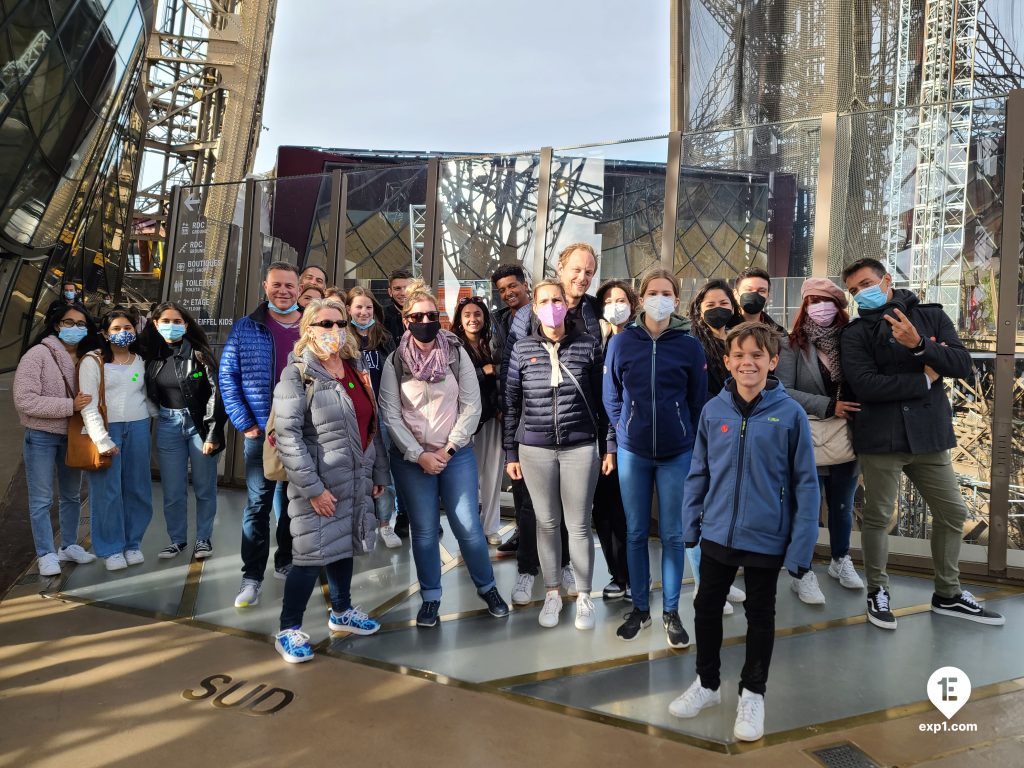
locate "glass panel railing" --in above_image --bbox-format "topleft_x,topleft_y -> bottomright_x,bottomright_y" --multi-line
256,173 -> 332,275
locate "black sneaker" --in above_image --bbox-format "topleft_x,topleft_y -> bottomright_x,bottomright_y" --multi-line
663,610 -> 690,648
931,591 -> 1005,625
394,513 -> 410,539
193,539 -> 213,559
158,542 -> 187,559
416,600 -> 441,628
616,608 -> 651,641
602,581 -> 626,600
496,532 -> 519,558
481,587 -> 510,618
867,587 -> 897,630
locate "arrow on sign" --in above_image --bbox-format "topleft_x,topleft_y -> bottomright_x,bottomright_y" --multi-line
184,191 -> 201,212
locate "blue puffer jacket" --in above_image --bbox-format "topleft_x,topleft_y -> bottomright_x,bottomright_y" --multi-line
603,313 -> 707,458
219,302 -> 276,433
682,379 -> 820,575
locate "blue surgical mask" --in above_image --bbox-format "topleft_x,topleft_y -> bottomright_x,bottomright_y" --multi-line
158,324 -> 187,342
351,318 -> 376,330
58,327 -> 87,345
268,302 -> 299,315
63,290 -> 76,301
108,329 -> 136,347
853,280 -> 888,310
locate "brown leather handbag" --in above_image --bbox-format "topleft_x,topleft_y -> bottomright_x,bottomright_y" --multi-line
66,352 -> 112,471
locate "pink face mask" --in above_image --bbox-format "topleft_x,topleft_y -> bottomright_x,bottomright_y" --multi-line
536,301 -> 568,329
806,301 -> 838,326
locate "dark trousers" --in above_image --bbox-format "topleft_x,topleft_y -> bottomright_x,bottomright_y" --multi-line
279,558 -> 354,631
241,436 -> 293,581
512,476 -> 568,576
694,548 -> 780,696
592,469 -> 628,585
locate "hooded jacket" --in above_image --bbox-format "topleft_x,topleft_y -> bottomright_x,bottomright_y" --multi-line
273,350 -> 390,566
602,313 -> 708,458
503,321 -> 604,462
682,380 -> 820,575
839,288 -> 971,455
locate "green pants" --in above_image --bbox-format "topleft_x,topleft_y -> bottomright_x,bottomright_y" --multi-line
859,450 -> 966,598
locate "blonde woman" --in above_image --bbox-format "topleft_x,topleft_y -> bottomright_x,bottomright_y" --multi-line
378,280 -> 509,628
272,298 -> 390,663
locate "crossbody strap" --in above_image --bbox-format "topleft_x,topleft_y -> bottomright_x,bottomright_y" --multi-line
44,346 -> 74,398
557,361 -> 598,431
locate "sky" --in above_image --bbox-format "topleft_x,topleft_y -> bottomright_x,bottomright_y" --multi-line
251,0 -> 671,172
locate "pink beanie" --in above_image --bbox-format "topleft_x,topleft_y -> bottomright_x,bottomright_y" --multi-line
801,277 -> 848,309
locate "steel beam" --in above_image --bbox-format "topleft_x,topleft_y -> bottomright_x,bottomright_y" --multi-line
811,111 -> 838,278
661,131 -> 682,271
533,147 -> 554,282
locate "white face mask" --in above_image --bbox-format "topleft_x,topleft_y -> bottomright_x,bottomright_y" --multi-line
602,302 -> 631,326
643,295 -> 675,322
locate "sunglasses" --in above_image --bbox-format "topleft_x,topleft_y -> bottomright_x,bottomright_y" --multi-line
406,311 -> 440,323
310,320 -> 348,329
458,296 -> 486,306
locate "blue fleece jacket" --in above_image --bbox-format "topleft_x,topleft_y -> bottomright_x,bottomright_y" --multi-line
682,380 -> 820,575
602,313 -> 707,458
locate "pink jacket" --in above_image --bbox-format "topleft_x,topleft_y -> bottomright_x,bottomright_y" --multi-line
13,336 -> 78,435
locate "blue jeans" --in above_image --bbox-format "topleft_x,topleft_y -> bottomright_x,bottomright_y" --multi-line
88,419 -> 154,558
821,459 -> 859,559
280,558 -> 354,631
617,447 -> 692,613
390,446 -> 495,602
373,422 -> 397,525
24,429 -> 83,557
241,436 -> 292,581
155,407 -> 219,544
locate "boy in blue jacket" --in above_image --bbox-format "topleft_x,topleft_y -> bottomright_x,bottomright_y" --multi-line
670,322 -> 819,742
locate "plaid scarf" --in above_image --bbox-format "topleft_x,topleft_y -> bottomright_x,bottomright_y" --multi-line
802,315 -> 843,382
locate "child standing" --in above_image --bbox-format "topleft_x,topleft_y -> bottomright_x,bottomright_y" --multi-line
670,322 -> 819,742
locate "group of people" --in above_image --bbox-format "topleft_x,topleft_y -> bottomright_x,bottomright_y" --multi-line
15,249 -> 1005,743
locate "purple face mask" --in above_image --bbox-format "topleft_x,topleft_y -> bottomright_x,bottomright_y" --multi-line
536,301 -> 567,329
806,301 -> 838,326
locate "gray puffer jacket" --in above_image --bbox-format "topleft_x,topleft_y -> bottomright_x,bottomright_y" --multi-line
273,349 -> 390,566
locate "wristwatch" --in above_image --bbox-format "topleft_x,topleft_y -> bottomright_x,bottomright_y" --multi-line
446,445 -> 457,457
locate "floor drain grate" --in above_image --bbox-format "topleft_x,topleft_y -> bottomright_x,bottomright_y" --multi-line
808,742 -> 880,768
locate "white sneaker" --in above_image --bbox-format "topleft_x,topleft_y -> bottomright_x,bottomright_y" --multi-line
485,533 -> 502,546
538,591 -> 562,628
105,554 -> 127,571
511,572 -> 535,605
124,549 -> 145,566
379,525 -> 402,549
828,555 -> 864,589
733,688 -> 765,741
38,553 -> 61,577
234,578 -> 262,608
723,600 -> 734,616
57,545 -> 96,564
669,678 -> 721,718
791,570 -> 826,604
561,565 -> 578,597
574,593 -> 595,630
727,584 -> 746,602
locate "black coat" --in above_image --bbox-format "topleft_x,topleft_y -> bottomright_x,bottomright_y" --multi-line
503,323 -> 604,461
382,300 -> 404,342
145,340 -> 228,452
839,288 -> 972,455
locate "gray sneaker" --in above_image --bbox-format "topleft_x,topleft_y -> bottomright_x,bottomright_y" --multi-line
234,578 -> 262,608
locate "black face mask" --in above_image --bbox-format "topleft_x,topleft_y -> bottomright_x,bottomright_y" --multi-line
408,321 -> 441,343
739,292 -> 767,315
703,307 -> 734,330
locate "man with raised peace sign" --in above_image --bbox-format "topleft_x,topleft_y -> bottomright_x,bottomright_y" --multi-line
840,257 -> 1004,632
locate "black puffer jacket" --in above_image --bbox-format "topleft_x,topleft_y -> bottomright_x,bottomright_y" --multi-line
145,339 -> 228,453
839,288 -> 972,455
503,321 -> 604,461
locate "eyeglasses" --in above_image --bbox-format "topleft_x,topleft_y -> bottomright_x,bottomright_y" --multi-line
310,320 -> 348,329
405,311 -> 440,323
59,320 -> 88,329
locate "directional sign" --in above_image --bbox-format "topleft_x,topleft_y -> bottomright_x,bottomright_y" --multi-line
184,191 -> 201,212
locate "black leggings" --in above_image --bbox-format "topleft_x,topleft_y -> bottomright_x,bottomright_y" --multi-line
279,558 -> 354,631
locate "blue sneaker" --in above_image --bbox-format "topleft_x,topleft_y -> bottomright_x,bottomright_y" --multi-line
274,628 -> 314,663
328,606 -> 380,636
